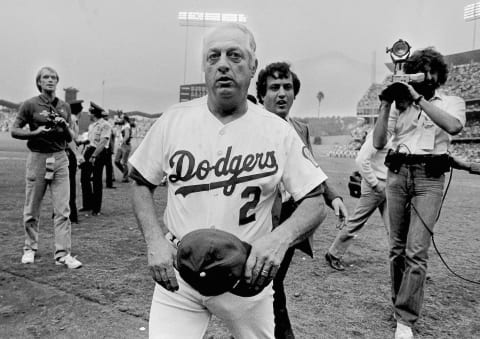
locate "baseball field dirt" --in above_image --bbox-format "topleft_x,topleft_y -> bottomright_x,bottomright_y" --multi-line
0,134 -> 479,338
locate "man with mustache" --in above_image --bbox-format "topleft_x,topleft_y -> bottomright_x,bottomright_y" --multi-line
129,23 -> 330,338
373,48 -> 466,339
256,61 -> 347,339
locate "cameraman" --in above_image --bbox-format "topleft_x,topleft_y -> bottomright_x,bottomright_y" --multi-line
373,48 -> 465,339
11,66 -> 82,269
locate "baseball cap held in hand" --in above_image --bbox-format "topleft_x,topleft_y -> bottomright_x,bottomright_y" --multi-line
177,229 -> 263,297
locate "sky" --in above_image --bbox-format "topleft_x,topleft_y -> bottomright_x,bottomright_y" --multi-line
0,0 -> 478,117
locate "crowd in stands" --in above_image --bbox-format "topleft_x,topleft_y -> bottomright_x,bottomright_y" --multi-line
449,143 -> 480,162
443,62 -> 480,100
356,83 -> 383,116
327,144 -> 359,158
455,121 -> 480,139
0,112 -> 15,132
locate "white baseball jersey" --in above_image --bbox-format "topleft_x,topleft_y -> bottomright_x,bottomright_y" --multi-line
129,97 -> 327,243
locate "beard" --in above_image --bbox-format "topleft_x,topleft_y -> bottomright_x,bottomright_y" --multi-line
410,80 -> 437,100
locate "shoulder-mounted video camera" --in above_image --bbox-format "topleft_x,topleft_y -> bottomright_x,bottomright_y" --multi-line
385,39 -> 424,84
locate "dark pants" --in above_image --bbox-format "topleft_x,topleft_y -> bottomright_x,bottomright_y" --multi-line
80,147 -> 106,214
105,149 -> 114,187
272,200 -> 298,339
273,247 -> 296,339
66,149 -> 78,222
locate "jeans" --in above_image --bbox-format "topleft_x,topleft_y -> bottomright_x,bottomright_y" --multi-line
23,151 -> 71,259
387,164 -> 444,327
114,144 -> 131,181
273,246 -> 295,339
329,179 -> 389,258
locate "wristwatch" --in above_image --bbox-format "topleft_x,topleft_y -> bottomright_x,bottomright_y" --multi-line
414,95 -> 423,105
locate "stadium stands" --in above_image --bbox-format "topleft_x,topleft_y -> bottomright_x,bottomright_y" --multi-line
449,143 -> 480,162
443,62 -> 480,100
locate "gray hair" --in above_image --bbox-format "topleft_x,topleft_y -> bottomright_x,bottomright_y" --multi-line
202,23 -> 257,70
35,66 -> 59,92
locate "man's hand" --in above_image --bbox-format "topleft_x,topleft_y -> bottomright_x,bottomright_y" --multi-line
147,239 -> 179,292
373,181 -> 386,194
32,126 -> 52,136
332,198 -> 348,229
403,83 -> 422,102
53,116 -> 68,126
76,154 -> 85,166
244,231 -> 289,291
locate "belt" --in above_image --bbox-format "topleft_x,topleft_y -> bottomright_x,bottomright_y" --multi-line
401,153 -> 448,165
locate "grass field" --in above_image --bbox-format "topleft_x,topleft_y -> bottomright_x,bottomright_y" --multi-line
0,132 -> 479,338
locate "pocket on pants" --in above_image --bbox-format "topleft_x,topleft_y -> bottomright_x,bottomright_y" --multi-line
25,153 -> 42,181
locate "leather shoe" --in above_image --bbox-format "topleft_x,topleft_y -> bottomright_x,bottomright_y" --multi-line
325,252 -> 345,271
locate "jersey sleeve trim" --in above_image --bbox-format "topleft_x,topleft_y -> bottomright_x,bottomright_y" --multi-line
130,166 -> 157,190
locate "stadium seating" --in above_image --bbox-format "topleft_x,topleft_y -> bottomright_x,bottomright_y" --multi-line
443,62 -> 480,100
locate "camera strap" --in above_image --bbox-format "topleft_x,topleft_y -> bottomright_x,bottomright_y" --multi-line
48,97 -> 60,115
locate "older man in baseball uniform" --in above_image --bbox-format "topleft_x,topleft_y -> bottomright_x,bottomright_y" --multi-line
129,23 -> 329,339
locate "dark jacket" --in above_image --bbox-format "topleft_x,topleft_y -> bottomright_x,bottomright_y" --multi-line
272,117 -> 341,257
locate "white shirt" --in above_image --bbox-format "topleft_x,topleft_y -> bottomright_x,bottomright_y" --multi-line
355,131 -> 390,187
387,91 -> 466,155
129,97 -> 327,243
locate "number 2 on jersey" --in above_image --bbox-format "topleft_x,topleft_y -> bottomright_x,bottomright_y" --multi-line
239,186 -> 261,225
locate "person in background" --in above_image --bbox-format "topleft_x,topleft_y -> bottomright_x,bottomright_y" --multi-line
79,102 -> 111,216
114,112 -> 132,183
326,130 -> 391,271
103,111 -> 116,189
11,66 -> 82,269
67,99 -> 85,223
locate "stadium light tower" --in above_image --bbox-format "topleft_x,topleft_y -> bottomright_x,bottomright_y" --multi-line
177,11 -> 247,84
464,2 -> 480,50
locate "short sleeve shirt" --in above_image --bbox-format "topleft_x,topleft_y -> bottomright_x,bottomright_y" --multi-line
121,123 -> 132,145
387,91 -> 466,154
87,119 -> 111,148
14,94 -> 72,152
129,97 -> 327,243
